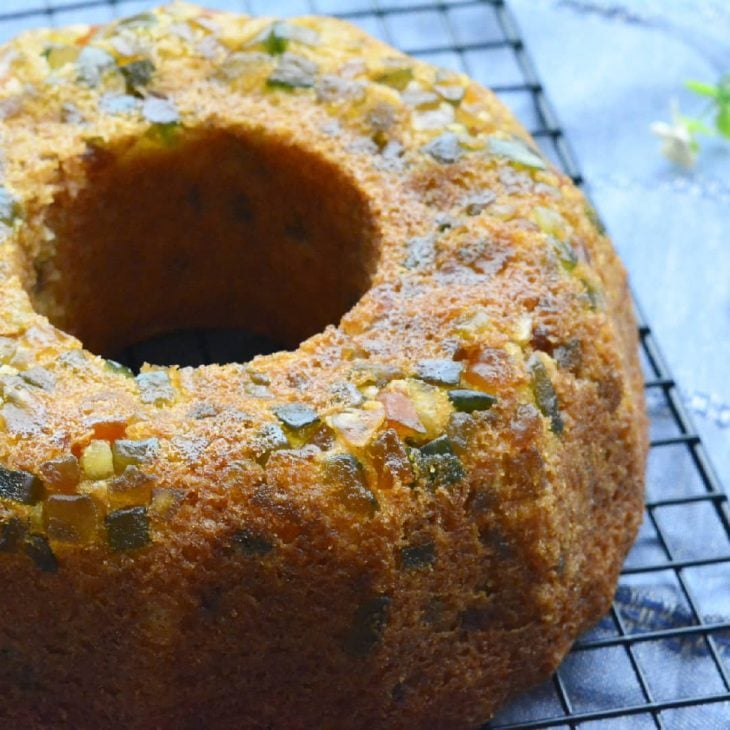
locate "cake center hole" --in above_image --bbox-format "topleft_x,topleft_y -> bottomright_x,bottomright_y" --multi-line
33,128 -> 377,368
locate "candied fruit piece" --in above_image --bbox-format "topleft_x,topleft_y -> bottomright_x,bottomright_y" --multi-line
324,454 -> 378,517
106,506 -> 150,551
415,359 -> 463,386
136,370 -> 175,405
108,466 -> 156,508
554,340 -> 582,373
231,528 -> 273,556
252,423 -> 289,465
399,542 -> 436,570
448,389 -> 497,413
530,358 -> 564,434
344,595 -> 391,657
112,438 -> 159,474
44,494 -> 98,544
150,487 -> 184,521
368,429 -> 413,490
447,412 -> 476,453
105,359 -> 133,378
378,389 -> 425,437
267,53 -> 318,89
80,440 -> 114,480
375,65 -> 412,90
420,434 -> 455,456
273,403 -> 319,431
0,517 -> 26,552
465,347 -> 518,390
120,58 -> 155,95
0,465 -> 44,505
327,402 -> 385,449
409,446 -> 465,490
25,534 -> 58,573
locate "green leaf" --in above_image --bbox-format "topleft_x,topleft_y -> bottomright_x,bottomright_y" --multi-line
684,80 -> 719,98
716,104 -> 730,139
683,117 -> 714,136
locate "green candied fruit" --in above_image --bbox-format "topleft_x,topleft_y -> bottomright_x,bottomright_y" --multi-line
375,65 -> 413,91
251,21 -> 319,56
548,235 -> 578,271
0,187 -> 21,226
111,438 -> 159,474
530,358 -> 564,434
231,528 -> 274,556
25,534 -> 58,573
408,445 -> 465,491
267,53 -> 318,89
447,389 -> 497,413
415,359 -> 463,386
105,358 -> 134,378
419,434 -> 455,457
263,22 -> 290,55
0,517 -> 26,553
273,403 -> 319,431
324,453 -> 378,518
44,494 -> 98,544
344,595 -> 391,657
399,542 -> 436,570
0,464 -> 44,505
119,58 -> 155,95
105,506 -> 150,551
485,135 -> 547,170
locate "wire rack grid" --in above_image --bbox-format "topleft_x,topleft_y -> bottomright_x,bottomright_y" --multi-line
2,0 -> 729,727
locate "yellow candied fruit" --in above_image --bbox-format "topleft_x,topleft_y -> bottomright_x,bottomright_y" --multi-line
80,440 -> 115,480
44,494 -> 98,543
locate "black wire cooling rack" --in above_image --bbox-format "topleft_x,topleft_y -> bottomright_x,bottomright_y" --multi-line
2,0 -> 729,727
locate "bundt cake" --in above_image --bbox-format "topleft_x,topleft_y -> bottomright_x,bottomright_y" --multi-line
0,4 -> 648,728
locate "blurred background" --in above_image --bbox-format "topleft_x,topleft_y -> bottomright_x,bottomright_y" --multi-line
1,1 -> 729,726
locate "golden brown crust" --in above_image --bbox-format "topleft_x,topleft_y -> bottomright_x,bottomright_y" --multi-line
0,4 -> 647,728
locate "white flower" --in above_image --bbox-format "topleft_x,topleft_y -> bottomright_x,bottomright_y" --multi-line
650,99 -> 698,168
